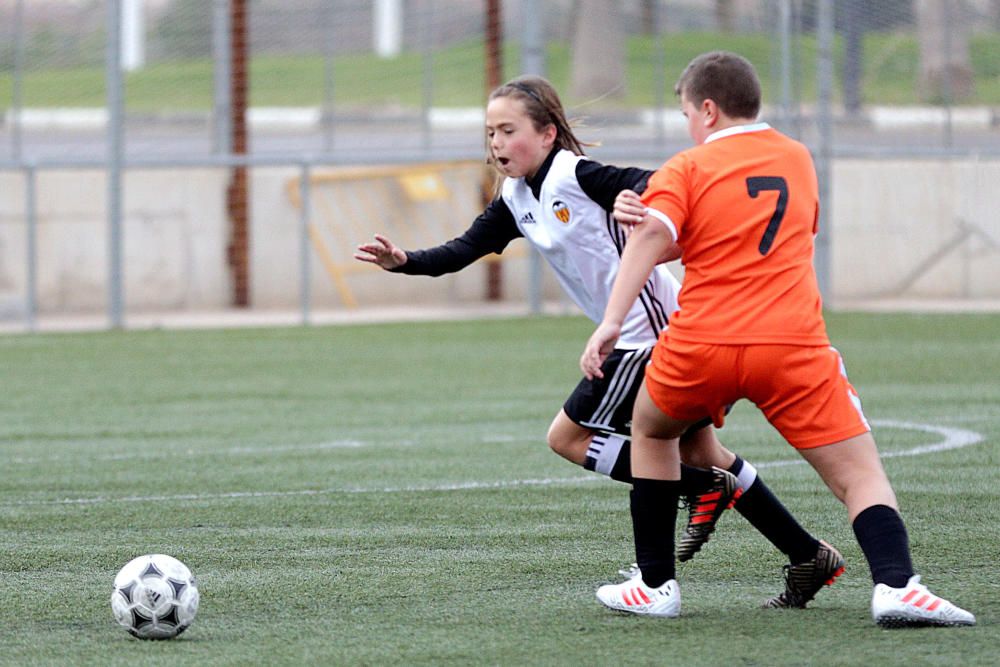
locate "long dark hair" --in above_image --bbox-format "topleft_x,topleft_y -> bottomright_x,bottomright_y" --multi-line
485,76 -> 594,187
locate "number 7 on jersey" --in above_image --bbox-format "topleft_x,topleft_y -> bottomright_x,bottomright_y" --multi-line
746,176 -> 788,255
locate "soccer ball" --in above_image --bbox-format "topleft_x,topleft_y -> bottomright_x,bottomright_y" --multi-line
111,554 -> 199,639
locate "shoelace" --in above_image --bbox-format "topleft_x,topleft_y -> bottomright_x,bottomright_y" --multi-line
774,564 -> 806,606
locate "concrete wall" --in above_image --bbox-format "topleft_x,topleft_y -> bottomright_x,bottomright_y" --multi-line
1,158 -> 998,318
831,159 -> 1000,302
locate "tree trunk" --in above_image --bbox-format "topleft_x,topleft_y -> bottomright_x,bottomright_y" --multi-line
570,0 -> 626,102
915,0 -> 974,103
715,0 -> 736,33
841,0 -> 865,115
640,0 -> 656,35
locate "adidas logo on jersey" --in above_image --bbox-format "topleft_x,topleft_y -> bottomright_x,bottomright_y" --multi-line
519,212 -> 536,225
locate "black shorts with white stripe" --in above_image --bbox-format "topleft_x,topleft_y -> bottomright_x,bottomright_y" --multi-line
563,345 -> 717,437
563,346 -> 652,437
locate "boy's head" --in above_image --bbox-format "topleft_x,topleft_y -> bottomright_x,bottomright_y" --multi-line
675,51 -> 761,122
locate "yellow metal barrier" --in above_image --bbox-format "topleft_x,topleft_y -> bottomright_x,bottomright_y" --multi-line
285,160 -> 524,308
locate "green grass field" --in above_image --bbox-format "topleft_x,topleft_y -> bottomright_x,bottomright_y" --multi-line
1,312 -> 997,666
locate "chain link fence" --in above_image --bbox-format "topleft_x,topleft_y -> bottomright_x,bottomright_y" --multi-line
3,0 -> 1000,161
1,0 -> 999,329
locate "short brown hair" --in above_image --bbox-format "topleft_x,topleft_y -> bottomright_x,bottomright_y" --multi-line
674,51 -> 761,120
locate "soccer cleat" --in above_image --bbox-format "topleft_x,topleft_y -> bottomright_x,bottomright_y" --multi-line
676,466 -> 742,562
596,574 -> 681,618
617,563 -> 640,580
871,575 -> 976,628
763,540 -> 845,609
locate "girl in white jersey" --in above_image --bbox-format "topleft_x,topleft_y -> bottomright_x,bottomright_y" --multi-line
355,75 -> 841,608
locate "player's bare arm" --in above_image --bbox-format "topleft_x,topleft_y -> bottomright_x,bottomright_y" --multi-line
354,234 -> 407,270
580,220 -> 673,380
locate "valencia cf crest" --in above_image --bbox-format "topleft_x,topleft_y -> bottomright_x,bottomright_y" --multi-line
552,200 -> 571,224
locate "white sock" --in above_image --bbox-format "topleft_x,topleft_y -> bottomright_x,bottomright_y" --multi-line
734,458 -> 757,491
586,433 -> 628,476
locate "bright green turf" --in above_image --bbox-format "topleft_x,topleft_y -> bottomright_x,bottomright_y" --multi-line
1,312 -> 997,666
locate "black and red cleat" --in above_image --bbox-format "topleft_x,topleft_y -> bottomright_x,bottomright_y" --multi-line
764,540 -> 845,609
676,466 -> 742,562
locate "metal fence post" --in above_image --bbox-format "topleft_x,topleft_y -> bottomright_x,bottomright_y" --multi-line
106,0 -> 125,328
652,0 -> 665,147
522,1 -> 544,316
213,0 -> 232,156
299,162 -> 312,325
420,0 -> 435,155
322,4 -> 337,154
25,163 -> 37,332
11,0 -> 25,162
815,0 -> 834,302
778,0 -> 793,133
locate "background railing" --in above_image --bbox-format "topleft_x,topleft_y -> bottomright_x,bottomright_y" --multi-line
1,0 -> 999,331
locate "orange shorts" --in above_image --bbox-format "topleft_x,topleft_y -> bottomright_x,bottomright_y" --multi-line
645,337 -> 870,449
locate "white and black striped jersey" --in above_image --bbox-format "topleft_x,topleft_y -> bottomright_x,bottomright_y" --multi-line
395,148 -> 680,348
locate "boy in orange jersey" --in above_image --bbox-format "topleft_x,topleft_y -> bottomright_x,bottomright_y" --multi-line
580,51 -> 975,627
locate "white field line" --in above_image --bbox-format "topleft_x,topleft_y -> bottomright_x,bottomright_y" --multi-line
7,440 -> 368,465
748,419 -> 985,469
2,420 -> 984,507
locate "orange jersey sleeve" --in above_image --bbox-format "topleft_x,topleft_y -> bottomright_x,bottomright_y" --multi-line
642,126 -> 828,345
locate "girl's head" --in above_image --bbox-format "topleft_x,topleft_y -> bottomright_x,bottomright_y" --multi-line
485,76 -> 587,180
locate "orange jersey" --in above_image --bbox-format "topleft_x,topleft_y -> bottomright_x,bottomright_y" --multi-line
642,124 -> 828,345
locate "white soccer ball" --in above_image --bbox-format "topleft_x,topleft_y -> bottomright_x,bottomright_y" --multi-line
111,554 -> 199,640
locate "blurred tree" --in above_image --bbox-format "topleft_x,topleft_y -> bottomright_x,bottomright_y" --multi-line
916,0 -> 974,102
842,0 -> 865,115
715,0 -> 736,32
152,0 -> 214,59
570,0 -> 625,102
640,0 -> 656,35
801,0 -> 912,31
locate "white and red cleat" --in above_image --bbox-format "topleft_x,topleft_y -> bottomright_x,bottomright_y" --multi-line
872,575 -> 975,628
596,574 -> 681,618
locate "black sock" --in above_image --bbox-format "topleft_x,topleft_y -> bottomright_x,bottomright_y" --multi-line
630,477 -> 680,588
595,443 -> 737,491
734,479 -> 820,564
583,434 -> 633,483
678,463 -> 716,495
852,504 -> 914,587
610,444 -> 710,488
726,454 -> 745,477
609,441 -> 632,483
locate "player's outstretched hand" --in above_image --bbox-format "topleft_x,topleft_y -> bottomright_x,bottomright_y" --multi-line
580,321 -> 621,380
355,234 -> 407,270
613,189 -> 645,227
